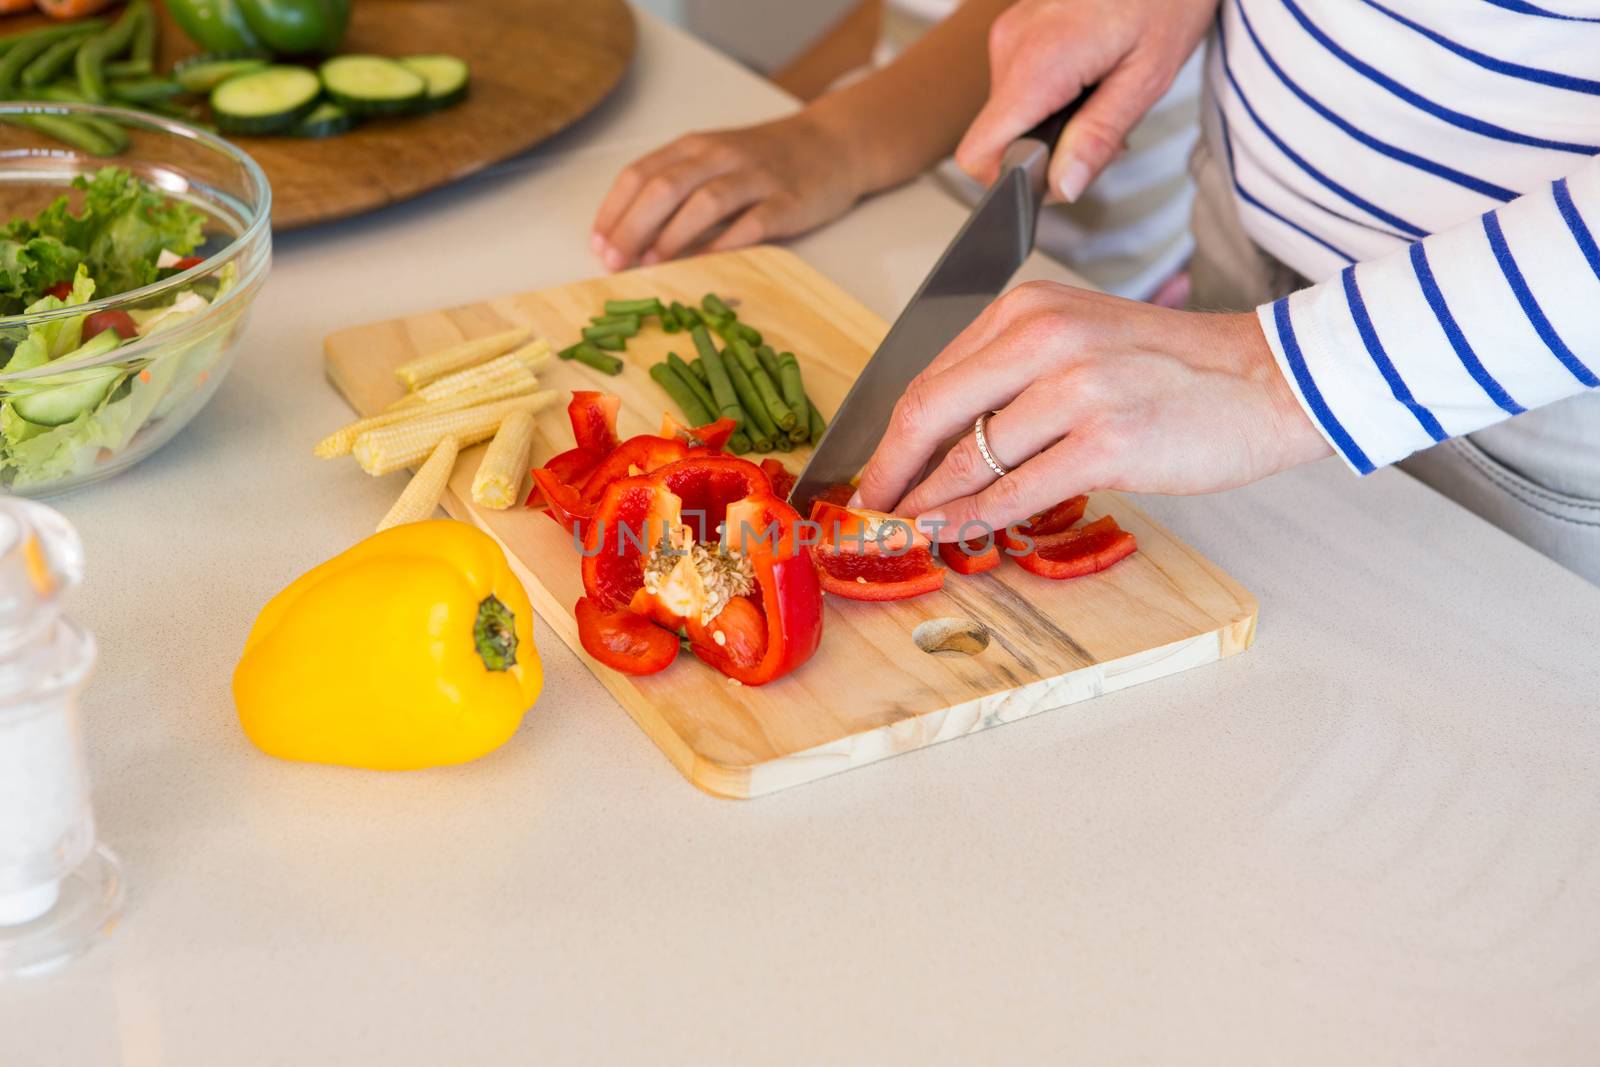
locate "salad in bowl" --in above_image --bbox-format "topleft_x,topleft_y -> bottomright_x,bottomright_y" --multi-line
0,103 -> 270,495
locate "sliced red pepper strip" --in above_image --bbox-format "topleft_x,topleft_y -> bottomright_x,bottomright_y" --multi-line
582,455 -> 822,685
575,596 -> 678,675
759,458 -> 796,501
809,500 -> 925,555
660,413 -> 738,453
938,535 -> 1000,575
812,545 -> 945,601
1012,515 -> 1138,580
543,445 -> 605,487
568,391 -> 622,454
528,467 -> 594,535
998,494 -> 1088,554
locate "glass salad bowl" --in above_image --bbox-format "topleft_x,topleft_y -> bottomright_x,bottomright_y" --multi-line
0,102 -> 270,496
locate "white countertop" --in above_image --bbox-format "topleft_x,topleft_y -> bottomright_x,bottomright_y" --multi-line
5,11 -> 1600,1065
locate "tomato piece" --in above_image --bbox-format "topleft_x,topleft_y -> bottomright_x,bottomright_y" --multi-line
172,255 -> 204,271
82,309 -> 138,343
758,458 -> 796,500
938,535 -> 1000,575
1012,516 -> 1138,580
568,391 -> 622,453
998,494 -> 1088,554
575,596 -> 678,675
577,434 -> 688,511
44,281 -> 73,300
811,545 -> 945,601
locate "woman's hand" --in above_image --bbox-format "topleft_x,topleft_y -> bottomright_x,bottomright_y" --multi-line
956,0 -> 1218,201
851,282 -> 1332,539
591,112 -> 866,272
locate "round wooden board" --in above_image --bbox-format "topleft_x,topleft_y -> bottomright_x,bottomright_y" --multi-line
4,0 -> 635,229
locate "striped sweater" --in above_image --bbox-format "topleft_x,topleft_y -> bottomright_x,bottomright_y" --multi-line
1211,0 -> 1600,473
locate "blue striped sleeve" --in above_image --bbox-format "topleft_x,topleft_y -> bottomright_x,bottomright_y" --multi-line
1256,157 -> 1600,474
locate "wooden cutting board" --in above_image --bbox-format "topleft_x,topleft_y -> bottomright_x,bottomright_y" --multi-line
324,247 -> 1258,798
3,0 -> 635,230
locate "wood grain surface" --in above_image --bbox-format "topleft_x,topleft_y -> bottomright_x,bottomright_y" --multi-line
3,0 -> 636,229
324,246 -> 1258,798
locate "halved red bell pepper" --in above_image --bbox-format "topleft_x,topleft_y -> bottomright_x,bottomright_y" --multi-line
575,596 -> 678,675
569,391 -> 621,454
807,500 -> 944,601
582,455 -> 821,685
938,535 -> 1000,575
813,483 -> 855,507
998,494 -> 1088,555
577,434 -> 690,512
1012,515 -> 1138,579
529,467 -> 593,536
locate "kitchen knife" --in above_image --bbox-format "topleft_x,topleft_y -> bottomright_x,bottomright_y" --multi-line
789,93 -> 1090,513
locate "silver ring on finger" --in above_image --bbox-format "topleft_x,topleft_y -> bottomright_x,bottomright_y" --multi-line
973,412 -> 1009,478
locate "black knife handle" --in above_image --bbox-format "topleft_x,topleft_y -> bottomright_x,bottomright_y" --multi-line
1019,84 -> 1097,152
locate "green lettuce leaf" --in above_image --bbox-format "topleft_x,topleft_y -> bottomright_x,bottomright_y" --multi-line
4,266 -> 96,373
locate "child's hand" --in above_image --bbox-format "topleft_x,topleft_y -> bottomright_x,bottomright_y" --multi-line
956,0 -> 1218,202
592,112 -> 865,271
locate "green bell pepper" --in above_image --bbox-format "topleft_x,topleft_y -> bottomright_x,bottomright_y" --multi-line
238,0 -> 350,55
163,0 -> 264,54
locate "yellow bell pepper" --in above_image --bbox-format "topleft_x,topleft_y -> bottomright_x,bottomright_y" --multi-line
233,520 -> 542,770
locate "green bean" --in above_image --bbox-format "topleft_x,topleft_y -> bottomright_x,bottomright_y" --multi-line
583,320 -> 638,342
666,352 -> 716,414
20,30 -> 96,90
650,363 -> 715,427
104,58 -> 152,79
0,115 -> 118,157
603,297 -> 663,318
76,1 -> 147,104
717,319 -> 761,347
691,325 -> 749,439
14,85 -> 129,152
0,33 -> 63,92
775,351 -> 810,441
570,342 -> 623,375
724,354 -> 776,451
558,342 -> 582,360
590,334 -> 626,351
131,1 -> 157,68
109,77 -> 183,104
671,301 -> 701,329
0,18 -> 108,59
590,312 -> 639,326
729,338 -> 795,431
701,293 -> 734,320
726,431 -> 752,454
688,357 -> 708,384
660,310 -> 682,334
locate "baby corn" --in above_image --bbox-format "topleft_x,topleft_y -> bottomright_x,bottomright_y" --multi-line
393,327 -> 532,390
315,375 -> 542,458
389,339 -> 551,411
353,391 -> 558,476
377,437 -> 460,532
471,411 -> 537,509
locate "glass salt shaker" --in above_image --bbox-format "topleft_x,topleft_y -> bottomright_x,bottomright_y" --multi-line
0,499 -> 122,978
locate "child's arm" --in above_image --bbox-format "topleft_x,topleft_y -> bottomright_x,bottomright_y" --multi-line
592,0 -> 1014,271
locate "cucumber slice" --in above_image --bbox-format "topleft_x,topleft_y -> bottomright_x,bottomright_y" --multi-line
319,55 -> 426,116
293,101 -> 354,139
399,54 -> 469,111
211,66 -> 322,135
11,367 -> 123,427
174,52 -> 271,94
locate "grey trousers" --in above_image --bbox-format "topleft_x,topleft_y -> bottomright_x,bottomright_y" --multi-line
1186,130 -> 1600,586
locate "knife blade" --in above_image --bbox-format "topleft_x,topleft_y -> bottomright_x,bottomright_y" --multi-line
789,94 -> 1090,513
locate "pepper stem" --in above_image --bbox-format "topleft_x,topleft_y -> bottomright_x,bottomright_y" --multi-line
474,595 -> 518,672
